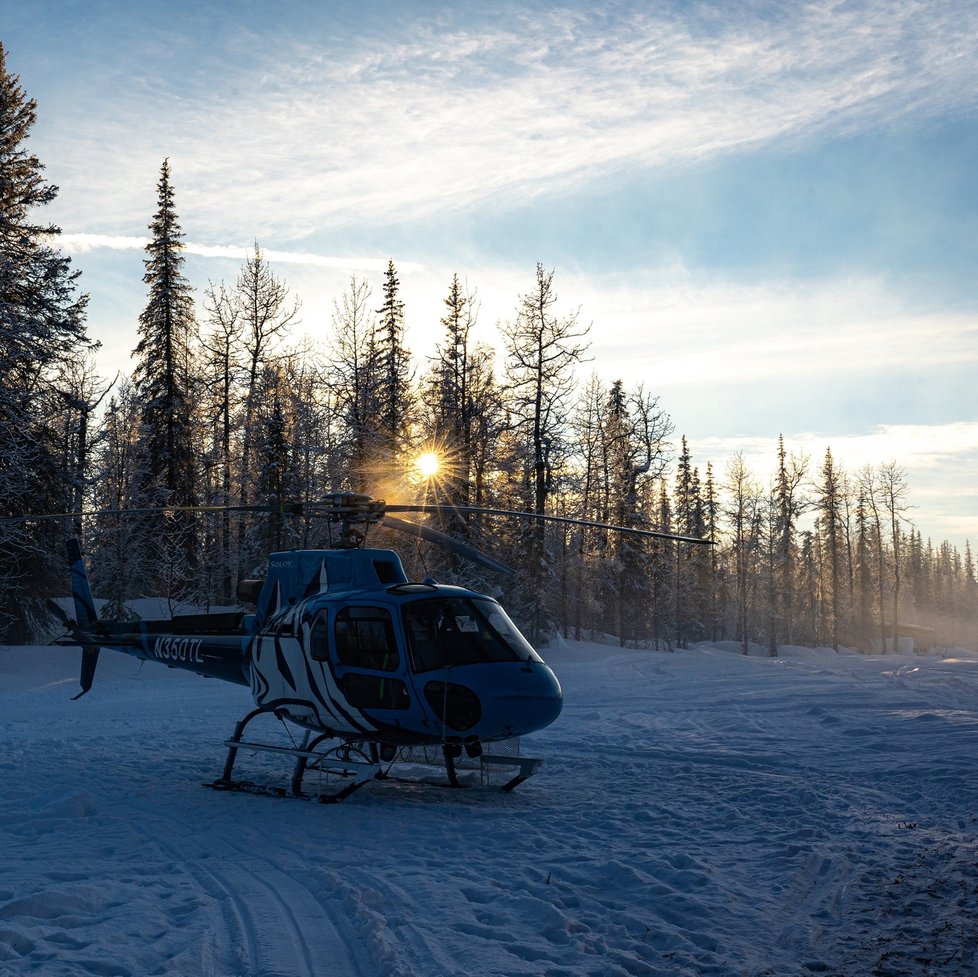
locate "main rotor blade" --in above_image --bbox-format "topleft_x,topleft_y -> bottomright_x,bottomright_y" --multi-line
381,516 -> 514,576
4,498 -> 711,547
0,503 -> 272,525
384,504 -> 712,545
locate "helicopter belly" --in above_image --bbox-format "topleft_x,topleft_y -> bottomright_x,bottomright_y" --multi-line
251,634 -> 368,734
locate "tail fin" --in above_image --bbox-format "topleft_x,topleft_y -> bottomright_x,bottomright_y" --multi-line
66,538 -> 100,700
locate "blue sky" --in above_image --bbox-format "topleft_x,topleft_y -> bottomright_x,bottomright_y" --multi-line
6,0 -> 978,550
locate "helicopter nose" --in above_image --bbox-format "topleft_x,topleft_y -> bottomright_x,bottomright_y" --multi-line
418,662 -> 563,740
481,662 -> 563,738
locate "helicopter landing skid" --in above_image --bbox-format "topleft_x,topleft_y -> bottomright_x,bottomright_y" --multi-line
205,708 -> 381,803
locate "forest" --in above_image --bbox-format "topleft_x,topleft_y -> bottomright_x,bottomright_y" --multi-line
2,42 -> 976,651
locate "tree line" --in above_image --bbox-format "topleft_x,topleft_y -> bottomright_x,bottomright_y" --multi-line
2,42 -> 975,649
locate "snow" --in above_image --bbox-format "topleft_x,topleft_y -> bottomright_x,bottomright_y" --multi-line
2,640 -> 978,976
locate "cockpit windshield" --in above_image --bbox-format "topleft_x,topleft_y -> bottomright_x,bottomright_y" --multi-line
401,597 -> 543,673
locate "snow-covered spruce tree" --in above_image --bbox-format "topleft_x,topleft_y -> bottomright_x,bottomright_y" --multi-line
130,160 -> 198,597
0,42 -> 93,639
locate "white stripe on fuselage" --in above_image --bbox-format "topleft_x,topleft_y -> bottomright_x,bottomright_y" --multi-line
251,629 -> 367,734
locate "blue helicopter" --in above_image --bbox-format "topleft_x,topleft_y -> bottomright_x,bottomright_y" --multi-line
57,493 -> 709,801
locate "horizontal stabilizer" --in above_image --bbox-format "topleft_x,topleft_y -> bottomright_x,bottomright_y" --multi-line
71,646 -> 100,700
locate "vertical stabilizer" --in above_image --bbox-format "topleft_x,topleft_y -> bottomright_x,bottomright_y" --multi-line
66,538 -> 100,699
67,538 -> 97,628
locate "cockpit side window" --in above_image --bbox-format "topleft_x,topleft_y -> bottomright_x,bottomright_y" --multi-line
335,606 -> 398,671
310,611 -> 330,661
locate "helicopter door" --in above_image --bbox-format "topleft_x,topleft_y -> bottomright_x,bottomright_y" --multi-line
331,606 -> 410,711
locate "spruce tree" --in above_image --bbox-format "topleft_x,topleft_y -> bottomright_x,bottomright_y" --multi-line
254,376 -> 291,556
674,436 -> 700,647
428,276 -> 476,516
0,43 -> 92,637
702,463 -> 721,641
652,481 -> 674,649
854,490 -> 875,648
771,435 -> 807,650
374,259 -> 413,476
818,448 -> 842,650
131,159 -> 198,592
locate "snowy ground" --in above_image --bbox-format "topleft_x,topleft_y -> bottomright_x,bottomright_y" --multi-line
2,639 -> 978,977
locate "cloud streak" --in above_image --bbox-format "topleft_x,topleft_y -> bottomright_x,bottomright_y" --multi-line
564,272 -> 978,389
57,233 -> 418,273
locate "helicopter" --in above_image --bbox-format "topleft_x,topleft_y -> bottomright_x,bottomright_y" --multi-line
45,492 -> 710,801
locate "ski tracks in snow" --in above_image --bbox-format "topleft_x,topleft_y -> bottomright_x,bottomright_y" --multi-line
124,801 -> 365,977
0,651 -> 370,977
0,763 -> 371,977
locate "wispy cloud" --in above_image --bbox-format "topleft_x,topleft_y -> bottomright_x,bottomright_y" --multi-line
42,1 -> 978,238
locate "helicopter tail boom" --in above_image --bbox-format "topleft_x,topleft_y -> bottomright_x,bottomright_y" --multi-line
61,539 -> 253,695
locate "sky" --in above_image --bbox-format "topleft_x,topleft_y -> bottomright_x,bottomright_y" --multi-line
5,0 -> 977,552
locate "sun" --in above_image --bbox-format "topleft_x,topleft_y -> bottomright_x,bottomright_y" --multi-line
415,452 -> 441,479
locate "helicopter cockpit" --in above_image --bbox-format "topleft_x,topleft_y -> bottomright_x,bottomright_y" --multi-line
401,596 -> 544,672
